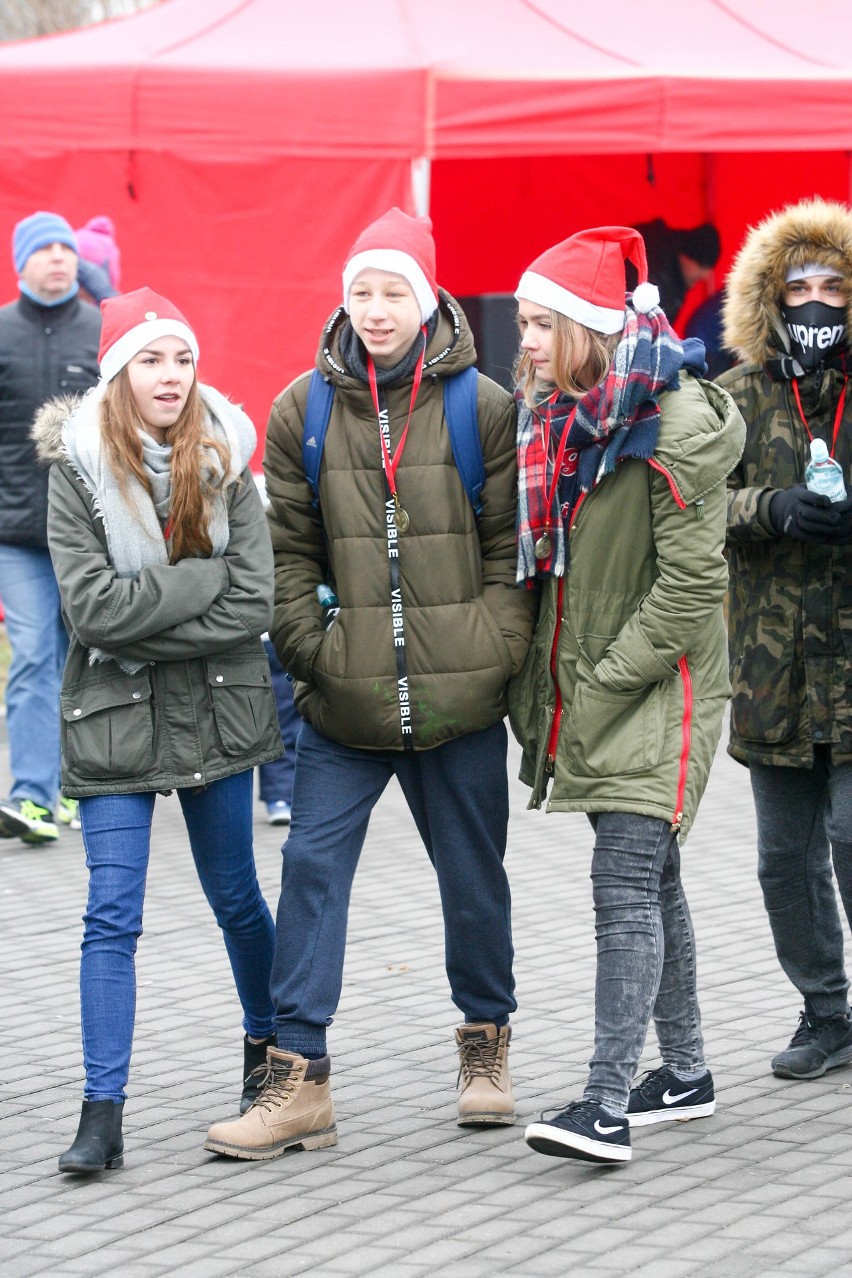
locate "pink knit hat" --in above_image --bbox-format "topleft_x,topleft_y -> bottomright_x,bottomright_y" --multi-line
75,215 -> 121,290
516,226 -> 660,334
342,207 -> 439,323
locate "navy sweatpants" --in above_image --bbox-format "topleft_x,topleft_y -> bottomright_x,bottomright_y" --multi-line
269,719 -> 516,1056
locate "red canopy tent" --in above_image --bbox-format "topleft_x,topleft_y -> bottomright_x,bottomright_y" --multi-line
1,0 -> 851,454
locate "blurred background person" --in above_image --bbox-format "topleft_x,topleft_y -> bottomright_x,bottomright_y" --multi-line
75,214 -> 120,306
0,211 -> 100,845
631,218 -> 721,329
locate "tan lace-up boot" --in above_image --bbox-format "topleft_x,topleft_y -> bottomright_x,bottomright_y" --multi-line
204,1047 -> 337,1160
455,1022 -> 515,1125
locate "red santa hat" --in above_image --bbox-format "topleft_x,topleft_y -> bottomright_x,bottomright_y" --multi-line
342,207 -> 439,323
98,286 -> 199,383
515,226 -> 660,334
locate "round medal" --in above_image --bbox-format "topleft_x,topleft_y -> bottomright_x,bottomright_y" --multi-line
394,506 -> 410,533
534,532 -> 552,560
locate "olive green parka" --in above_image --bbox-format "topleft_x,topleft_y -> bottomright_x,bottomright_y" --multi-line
35,390 -> 283,797
508,375 -> 745,839
263,292 -> 536,750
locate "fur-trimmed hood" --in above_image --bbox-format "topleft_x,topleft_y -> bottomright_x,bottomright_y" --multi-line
32,394 -> 79,464
723,198 -> 852,366
32,381 -> 256,473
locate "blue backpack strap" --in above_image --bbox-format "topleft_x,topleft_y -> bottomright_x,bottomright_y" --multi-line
302,370 -> 335,507
443,366 -> 485,515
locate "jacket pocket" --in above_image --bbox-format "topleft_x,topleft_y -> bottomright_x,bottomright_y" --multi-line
474,598 -> 514,680
207,657 -> 276,755
507,620 -> 551,762
564,657 -> 669,777
61,671 -> 154,780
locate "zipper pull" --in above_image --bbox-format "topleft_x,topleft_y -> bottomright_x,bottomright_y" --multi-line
694,498 -> 705,520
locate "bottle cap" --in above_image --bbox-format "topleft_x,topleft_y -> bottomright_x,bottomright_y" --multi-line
810,438 -> 830,462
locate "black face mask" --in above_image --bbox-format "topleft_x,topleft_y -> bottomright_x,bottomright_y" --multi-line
780,299 -> 847,371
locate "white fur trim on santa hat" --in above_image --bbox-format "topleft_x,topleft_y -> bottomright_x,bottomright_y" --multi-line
100,318 -> 199,384
785,261 -> 844,284
631,281 -> 660,314
343,249 -> 438,323
515,271 -> 625,335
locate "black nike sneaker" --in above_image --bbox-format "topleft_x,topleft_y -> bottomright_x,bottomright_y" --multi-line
626,1066 -> 716,1127
525,1099 -> 631,1163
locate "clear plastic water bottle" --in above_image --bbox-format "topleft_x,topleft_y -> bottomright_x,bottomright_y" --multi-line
316,583 -> 340,629
805,439 -> 847,503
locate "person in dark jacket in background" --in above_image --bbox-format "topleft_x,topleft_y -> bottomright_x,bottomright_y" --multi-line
720,198 -> 852,1082
632,219 -> 721,328
0,212 -> 100,845
37,288 -> 283,1174
684,290 -> 736,380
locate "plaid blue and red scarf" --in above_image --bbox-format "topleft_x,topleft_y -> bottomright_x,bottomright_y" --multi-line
516,306 -> 690,582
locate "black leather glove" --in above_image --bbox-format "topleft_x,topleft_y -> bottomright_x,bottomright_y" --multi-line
768,484 -> 839,541
824,494 -> 852,545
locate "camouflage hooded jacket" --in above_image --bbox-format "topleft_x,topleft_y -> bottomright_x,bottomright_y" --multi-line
718,199 -> 852,768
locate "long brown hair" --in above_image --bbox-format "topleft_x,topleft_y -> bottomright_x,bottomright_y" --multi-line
99,368 -> 231,562
516,308 -> 621,407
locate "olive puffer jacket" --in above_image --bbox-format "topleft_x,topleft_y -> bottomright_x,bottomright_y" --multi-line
508,375 -> 745,840
35,390 -> 283,797
263,292 -> 537,750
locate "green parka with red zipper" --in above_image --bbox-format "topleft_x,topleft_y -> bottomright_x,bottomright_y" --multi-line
507,373 -> 745,840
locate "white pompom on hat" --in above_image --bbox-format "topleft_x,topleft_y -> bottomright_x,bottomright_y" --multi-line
342,207 -> 439,323
516,225 -> 660,334
98,286 -> 199,383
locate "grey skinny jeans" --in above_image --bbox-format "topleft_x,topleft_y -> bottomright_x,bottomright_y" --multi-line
750,748 -> 852,1019
584,812 -> 706,1114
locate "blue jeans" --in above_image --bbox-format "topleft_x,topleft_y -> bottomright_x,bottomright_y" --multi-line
751,749 -> 852,1019
257,638 -> 298,805
269,720 -> 516,1057
78,770 -> 276,1102
586,813 -> 706,1114
0,544 -> 68,810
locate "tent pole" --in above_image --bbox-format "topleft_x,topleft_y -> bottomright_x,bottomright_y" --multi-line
702,152 -> 718,292
411,157 -> 431,217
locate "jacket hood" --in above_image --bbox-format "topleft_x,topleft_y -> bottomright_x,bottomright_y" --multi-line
723,199 -> 852,366
655,376 -> 746,506
315,287 -> 476,390
32,382 -> 256,473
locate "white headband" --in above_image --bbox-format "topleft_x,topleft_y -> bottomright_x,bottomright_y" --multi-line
785,262 -> 844,284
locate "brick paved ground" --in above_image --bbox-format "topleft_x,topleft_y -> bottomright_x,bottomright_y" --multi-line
2,712 -> 852,1277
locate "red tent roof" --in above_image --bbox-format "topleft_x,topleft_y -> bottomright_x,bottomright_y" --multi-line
2,0 -> 852,444
2,0 -> 852,160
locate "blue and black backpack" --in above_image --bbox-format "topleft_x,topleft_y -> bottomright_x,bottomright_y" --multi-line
301,365 -> 486,515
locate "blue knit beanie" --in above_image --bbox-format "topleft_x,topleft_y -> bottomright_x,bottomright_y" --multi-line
12,211 -> 78,274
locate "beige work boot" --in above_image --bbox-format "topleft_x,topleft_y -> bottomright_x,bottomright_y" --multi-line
455,1022 -> 515,1126
204,1047 -> 337,1160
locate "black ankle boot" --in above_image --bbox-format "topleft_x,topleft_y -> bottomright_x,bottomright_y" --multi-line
240,1033 -> 277,1113
59,1100 -> 124,1173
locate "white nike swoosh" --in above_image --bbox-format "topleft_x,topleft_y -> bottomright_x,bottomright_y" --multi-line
594,1119 -> 623,1134
663,1087 -> 699,1104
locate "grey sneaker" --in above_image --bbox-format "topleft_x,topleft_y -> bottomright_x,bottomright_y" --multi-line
772,1009 -> 852,1079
